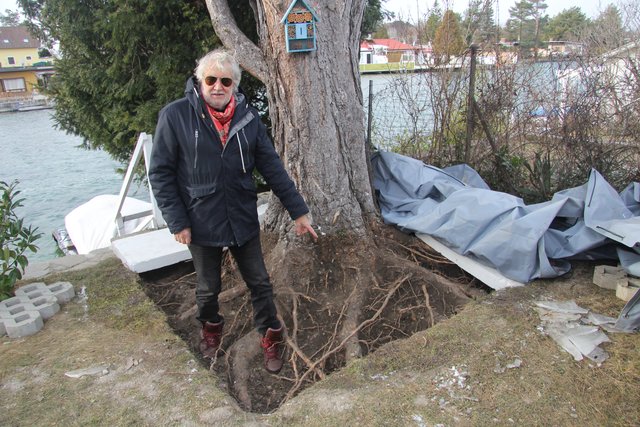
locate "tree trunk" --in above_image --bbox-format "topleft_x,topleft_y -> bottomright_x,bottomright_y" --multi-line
206,0 -> 377,238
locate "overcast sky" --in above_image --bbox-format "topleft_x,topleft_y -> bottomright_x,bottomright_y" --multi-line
0,0 -> 616,25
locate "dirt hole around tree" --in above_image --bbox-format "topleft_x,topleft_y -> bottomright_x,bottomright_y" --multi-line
139,224 -> 490,414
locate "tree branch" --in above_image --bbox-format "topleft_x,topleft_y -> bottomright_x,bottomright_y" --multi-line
205,0 -> 267,82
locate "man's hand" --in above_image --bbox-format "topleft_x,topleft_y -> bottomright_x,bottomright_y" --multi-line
174,228 -> 192,245
294,214 -> 318,242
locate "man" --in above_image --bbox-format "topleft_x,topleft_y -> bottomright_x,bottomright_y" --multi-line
149,49 -> 317,374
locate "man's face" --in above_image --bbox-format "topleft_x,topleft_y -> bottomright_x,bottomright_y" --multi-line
200,65 -> 235,110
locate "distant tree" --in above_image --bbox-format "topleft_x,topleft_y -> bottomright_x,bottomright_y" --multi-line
530,0 -> 548,57
362,0 -> 393,38
386,20 -> 418,43
433,10 -> 465,63
422,1 -> 443,44
463,0 -> 497,46
37,47 -> 51,58
544,7 -> 589,41
362,0 -> 383,37
584,5 -> 627,54
507,0 -> 534,43
0,9 -> 20,26
373,24 -> 389,39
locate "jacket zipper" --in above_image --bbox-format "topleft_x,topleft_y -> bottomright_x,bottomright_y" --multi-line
194,129 -> 199,169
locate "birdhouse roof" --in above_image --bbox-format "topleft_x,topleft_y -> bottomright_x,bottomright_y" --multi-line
280,0 -> 320,24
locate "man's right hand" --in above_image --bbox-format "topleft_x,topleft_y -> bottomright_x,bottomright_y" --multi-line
174,228 -> 192,245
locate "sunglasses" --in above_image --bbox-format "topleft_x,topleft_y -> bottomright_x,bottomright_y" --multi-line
204,76 -> 233,87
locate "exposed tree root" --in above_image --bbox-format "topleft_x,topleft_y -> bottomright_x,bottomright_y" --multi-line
226,330 -> 261,411
140,224 -> 487,413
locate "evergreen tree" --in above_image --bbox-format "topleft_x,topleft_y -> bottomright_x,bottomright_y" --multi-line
433,9 -> 465,63
0,9 -> 21,26
507,0 -> 533,43
463,0 -> 497,47
544,7 -> 589,42
18,0 -> 221,163
362,0 -> 389,38
419,0 -> 442,44
530,0 -> 548,57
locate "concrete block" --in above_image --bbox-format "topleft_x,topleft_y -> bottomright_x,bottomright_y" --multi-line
30,295 -> 60,320
14,282 -> 53,299
0,296 -> 30,311
4,310 -> 43,338
592,265 -> 626,290
0,299 -> 40,337
616,278 -> 640,302
47,281 -> 76,304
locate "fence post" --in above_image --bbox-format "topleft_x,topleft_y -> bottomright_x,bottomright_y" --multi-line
367,79 -> 373,148
465,44 -> 478,164
365,79 -> 379,211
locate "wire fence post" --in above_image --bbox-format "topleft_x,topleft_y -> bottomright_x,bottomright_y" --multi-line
465,44 -> 478,164
365,79 -> 379,211
367,79 -> 373,148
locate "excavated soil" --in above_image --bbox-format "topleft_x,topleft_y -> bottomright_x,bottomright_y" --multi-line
139,225 -> 489,413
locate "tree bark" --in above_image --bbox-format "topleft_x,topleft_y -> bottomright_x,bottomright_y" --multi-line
205,0 -> 377,238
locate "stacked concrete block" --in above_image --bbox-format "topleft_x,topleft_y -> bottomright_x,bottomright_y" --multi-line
0,282 -> 76,338
592,265 -> 640,302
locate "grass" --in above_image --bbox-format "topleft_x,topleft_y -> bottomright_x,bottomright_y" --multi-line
1,258 -> 638,426
0,258 -> 253,426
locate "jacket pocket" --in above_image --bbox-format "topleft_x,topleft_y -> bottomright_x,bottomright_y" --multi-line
186,183 -> 217,200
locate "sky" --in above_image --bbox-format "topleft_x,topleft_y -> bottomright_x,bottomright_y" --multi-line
0,0 -> 615,25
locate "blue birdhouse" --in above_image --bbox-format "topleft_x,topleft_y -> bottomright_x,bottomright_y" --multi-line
280,0 -> 319,53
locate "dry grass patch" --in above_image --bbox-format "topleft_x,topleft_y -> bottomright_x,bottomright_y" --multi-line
0,258 -> 255,426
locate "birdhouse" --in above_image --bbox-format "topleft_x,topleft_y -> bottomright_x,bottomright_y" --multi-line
280,0 -> 319,53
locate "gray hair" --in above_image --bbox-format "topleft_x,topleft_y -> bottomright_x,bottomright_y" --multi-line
194,49 -> 242,89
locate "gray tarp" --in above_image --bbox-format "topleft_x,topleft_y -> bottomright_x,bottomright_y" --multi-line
372,151 -> 640,283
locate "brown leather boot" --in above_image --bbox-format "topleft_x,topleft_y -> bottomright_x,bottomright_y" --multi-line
199,321 -> 223,359
260,325 -> 285,374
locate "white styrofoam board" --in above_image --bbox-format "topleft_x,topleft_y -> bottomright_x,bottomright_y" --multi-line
416,233 -> 525,290
111,228 -> 191,273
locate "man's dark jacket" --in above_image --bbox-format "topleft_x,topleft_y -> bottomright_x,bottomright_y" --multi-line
149,77 -> 309,247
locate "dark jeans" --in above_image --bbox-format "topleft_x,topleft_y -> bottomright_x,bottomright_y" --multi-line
188,235 -> 279,335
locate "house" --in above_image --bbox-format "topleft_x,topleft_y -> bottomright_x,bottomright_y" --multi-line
0,26 -> 54,98
359,38 -> 418,73
547,40 -> 584,58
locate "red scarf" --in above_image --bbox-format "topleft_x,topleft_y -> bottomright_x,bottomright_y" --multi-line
206,96 -> 236,146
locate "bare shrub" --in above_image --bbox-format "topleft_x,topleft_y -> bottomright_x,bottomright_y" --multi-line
367,38 -> 639,202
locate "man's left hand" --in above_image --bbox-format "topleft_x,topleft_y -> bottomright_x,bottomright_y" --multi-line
294,214 -> 318,242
